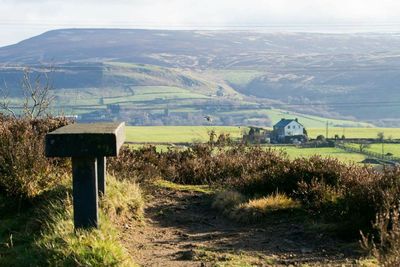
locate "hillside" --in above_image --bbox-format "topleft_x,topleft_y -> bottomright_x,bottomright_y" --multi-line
1,29 -> 400,125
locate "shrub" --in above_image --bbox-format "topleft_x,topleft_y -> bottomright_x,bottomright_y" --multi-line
0,115 -> 70,199
107,146 -> 161,182
362,205 -> 400,266
295,178 -> 340,212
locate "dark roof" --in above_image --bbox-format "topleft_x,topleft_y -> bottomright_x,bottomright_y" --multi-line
273,119 -> 303,128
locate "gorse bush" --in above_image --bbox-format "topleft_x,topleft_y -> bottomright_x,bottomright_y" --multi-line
0,115 -> 70,199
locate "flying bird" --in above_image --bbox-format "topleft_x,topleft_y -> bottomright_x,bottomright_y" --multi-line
204,116 -> 212,122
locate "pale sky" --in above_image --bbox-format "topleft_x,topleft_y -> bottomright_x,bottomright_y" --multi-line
1,0 -> 400,47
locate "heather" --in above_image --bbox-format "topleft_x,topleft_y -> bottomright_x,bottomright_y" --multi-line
109,137 -> 400,265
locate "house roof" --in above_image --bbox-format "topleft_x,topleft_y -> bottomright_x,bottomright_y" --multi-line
273,119 -> 303,128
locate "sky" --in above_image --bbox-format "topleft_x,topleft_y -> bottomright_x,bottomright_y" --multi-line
1,0 -> 400,47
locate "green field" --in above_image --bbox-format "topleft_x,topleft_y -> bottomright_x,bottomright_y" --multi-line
345,143 -> 400,157
308,128 -> 400,139
126,126 -> 245,143
368,143 -> 400,157
209,69 -> 263,86
267,146 -> 366,163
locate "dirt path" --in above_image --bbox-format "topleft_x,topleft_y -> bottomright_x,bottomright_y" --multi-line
121,186 -> 361,266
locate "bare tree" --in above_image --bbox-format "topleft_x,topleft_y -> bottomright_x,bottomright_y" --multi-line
0,81 -> 17,118
0,68 -> 55,119
377,132 -> 385,142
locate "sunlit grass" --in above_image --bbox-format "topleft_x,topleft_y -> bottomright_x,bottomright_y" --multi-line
212,191 -> 301,223
268,146 -> 367,163
240,193 -> 301,212
0,176 -> 142,266
126,126 -> 245,143
155,179 -> 214,194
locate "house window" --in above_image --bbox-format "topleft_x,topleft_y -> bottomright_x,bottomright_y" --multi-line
288,126 -> 291,129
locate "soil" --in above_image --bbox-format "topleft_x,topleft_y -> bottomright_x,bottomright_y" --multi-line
120,186 -> 362,267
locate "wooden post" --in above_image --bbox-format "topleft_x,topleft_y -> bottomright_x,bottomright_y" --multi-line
97,156 -> 106,196
72,157 -> 99,228
45,122 -> 125,229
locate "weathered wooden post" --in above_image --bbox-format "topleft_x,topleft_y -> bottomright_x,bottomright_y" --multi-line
45,122 -> 125,229
97,157 -> 106,196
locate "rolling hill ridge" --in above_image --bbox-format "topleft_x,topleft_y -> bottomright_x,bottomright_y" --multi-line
1,29 -> 399,126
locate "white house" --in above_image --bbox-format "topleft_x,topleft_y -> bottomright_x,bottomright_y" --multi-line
272,118 -> 307,143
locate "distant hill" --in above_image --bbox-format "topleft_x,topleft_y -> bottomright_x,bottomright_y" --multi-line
1,29 -> 400,67
1,29 -> 400,126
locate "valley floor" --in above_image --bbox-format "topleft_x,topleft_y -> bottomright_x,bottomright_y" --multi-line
121,183 -> 364,266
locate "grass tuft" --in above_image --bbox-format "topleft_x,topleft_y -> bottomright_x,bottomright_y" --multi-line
102,175 -> 144,222
213,191 -> 301,223
240,192 -> 301,212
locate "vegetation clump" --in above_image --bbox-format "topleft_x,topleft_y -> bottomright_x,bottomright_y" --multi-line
0,115 -> 70,199
213,191 -> 301,223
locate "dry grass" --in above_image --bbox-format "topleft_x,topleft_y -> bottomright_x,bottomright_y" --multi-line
101,175 -> 144,222
240,193 -> 301,212
232,193 -> 301,223
213,191 -> 301,223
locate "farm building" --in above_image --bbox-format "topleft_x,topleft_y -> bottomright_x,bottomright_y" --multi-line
271,118 -> 308,144
243,126 -> 271,143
